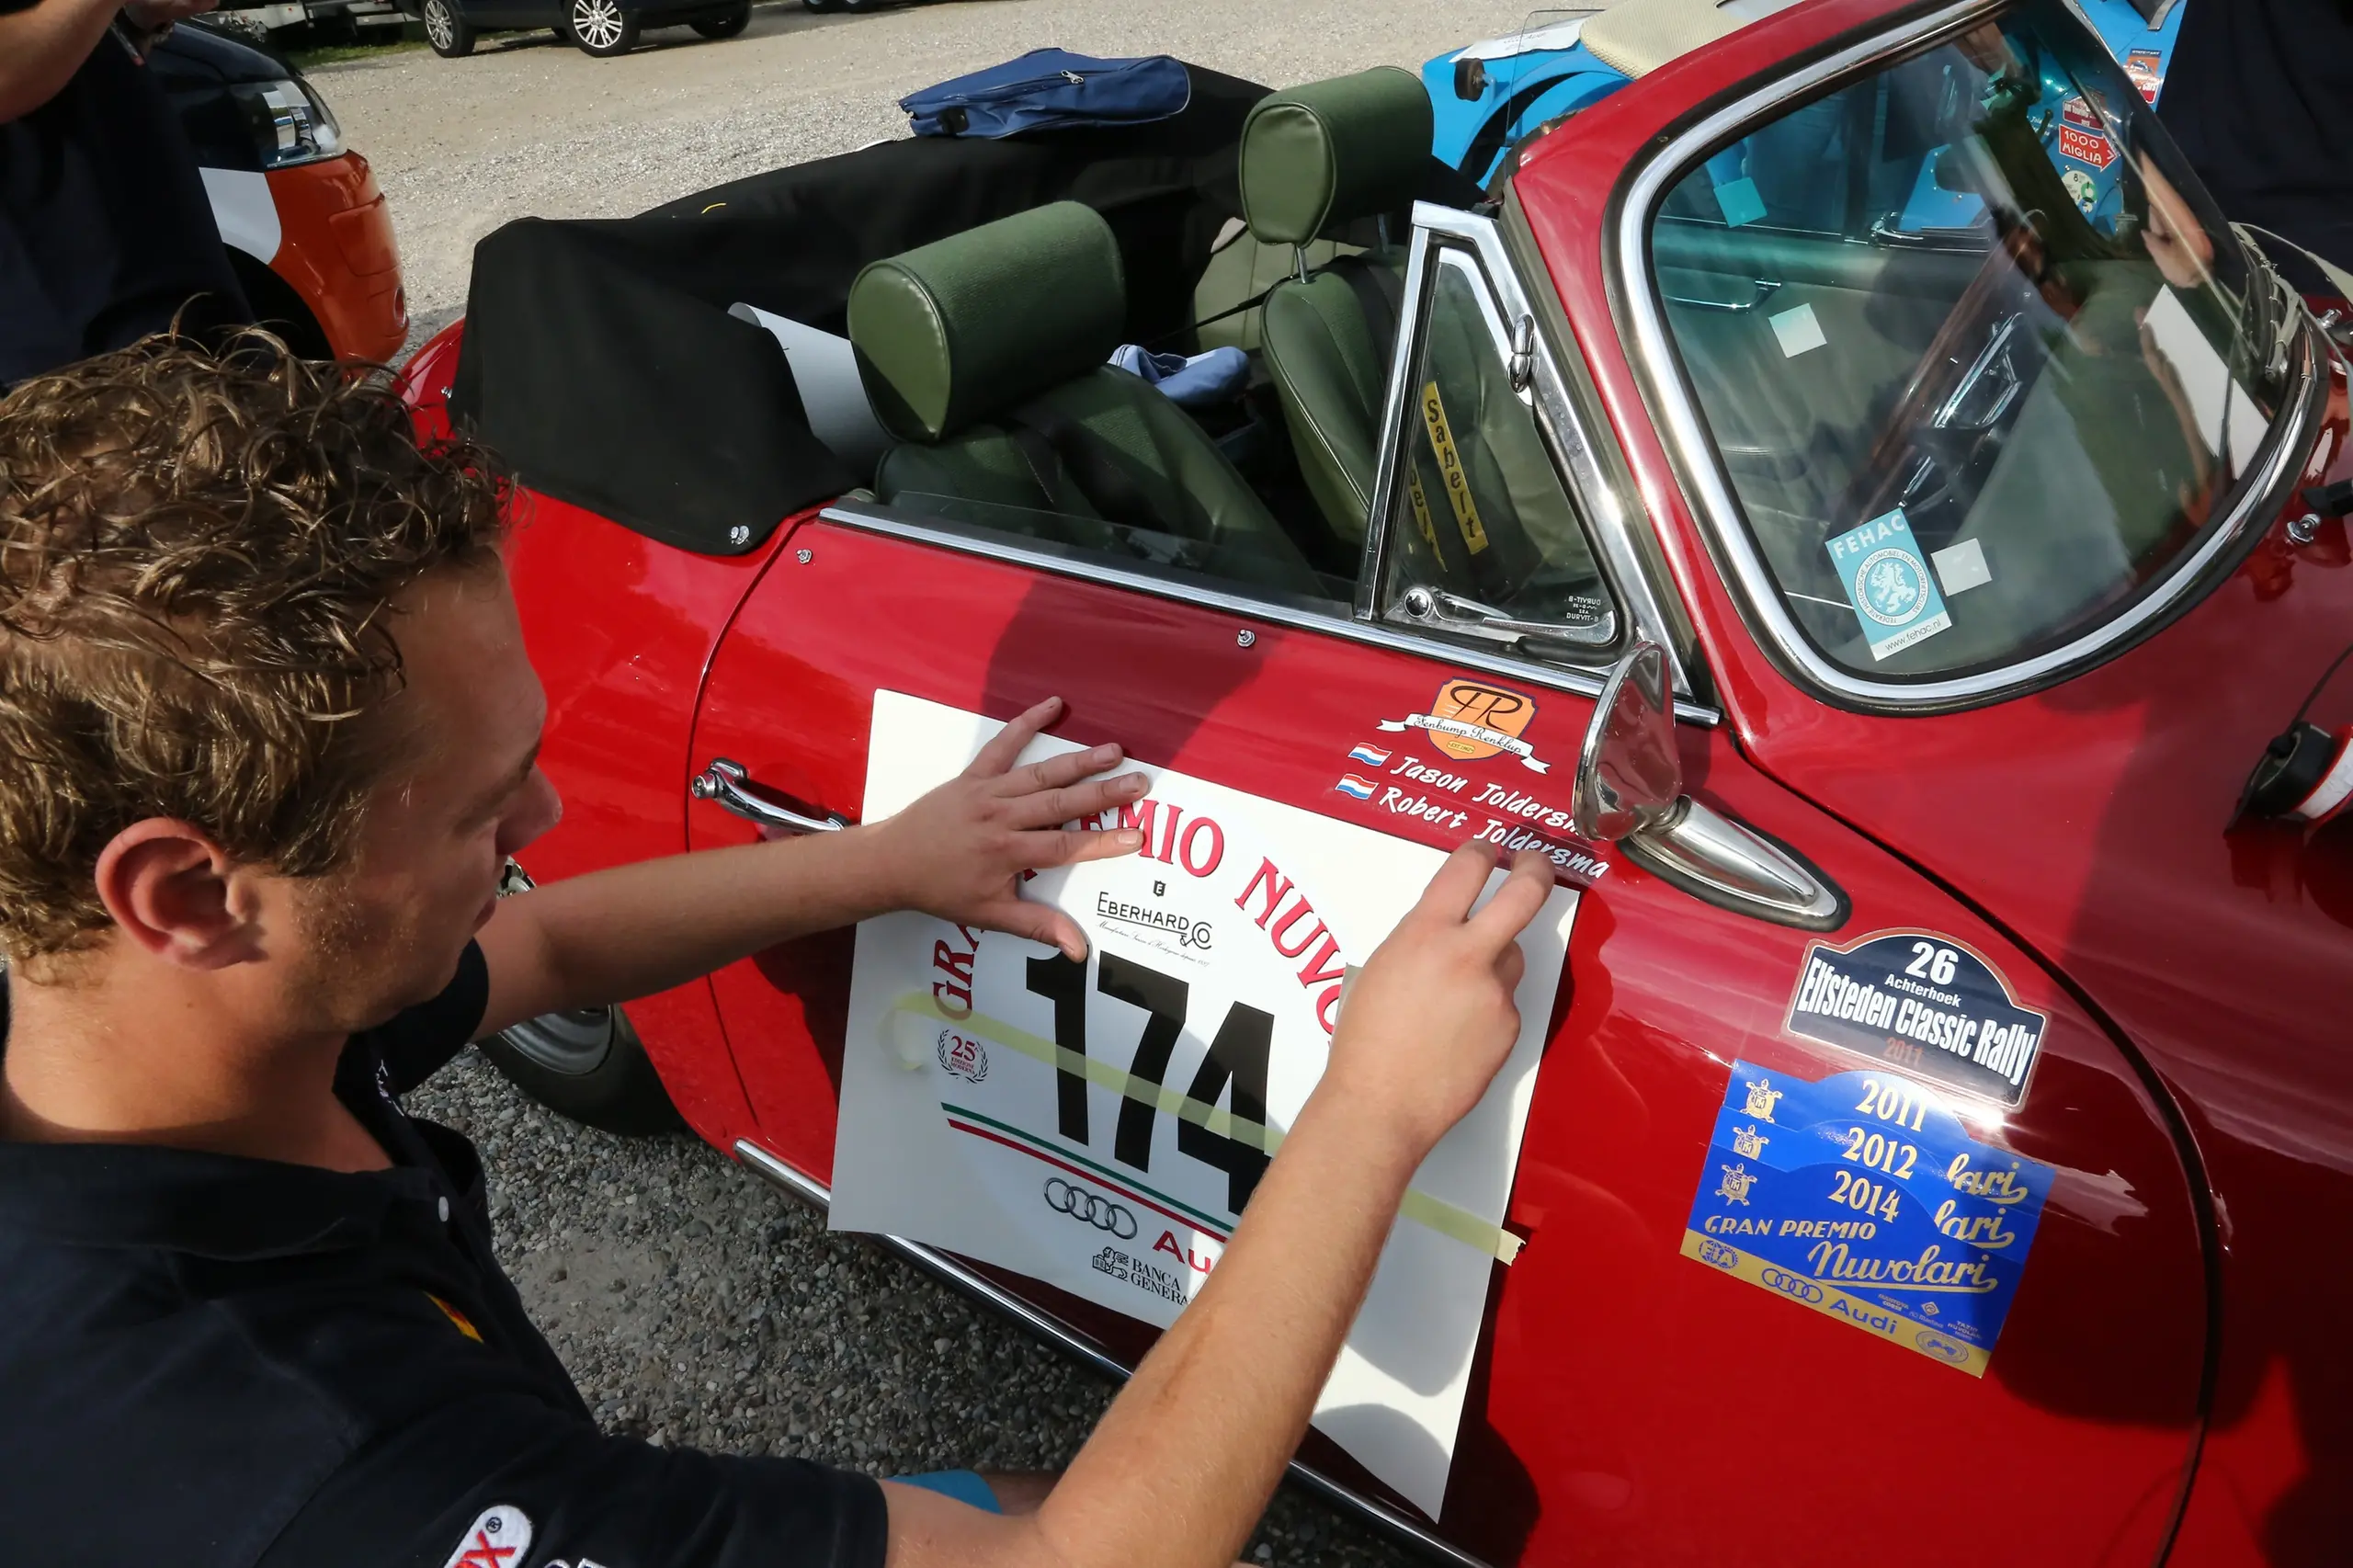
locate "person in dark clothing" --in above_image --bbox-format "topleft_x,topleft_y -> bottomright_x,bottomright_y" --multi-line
2158,0 -> 2353,295
0,333 -> 1556,1568
0,0 -> 250,385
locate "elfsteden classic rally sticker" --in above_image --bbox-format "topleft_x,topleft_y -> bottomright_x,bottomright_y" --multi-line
1782,931 -> 2049,1108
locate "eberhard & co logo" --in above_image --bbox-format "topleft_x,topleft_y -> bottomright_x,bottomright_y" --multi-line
1094,891 -> 1213,950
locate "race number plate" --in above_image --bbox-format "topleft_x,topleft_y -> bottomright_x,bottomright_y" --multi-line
830,693 -> 1580,1517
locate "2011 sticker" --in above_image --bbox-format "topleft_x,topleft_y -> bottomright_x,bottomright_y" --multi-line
1682,1061 -> 2054,1376
1783,930 -> 2049,1107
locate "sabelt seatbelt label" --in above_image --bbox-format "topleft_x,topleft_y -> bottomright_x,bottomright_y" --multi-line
1419,381 -> 1489,554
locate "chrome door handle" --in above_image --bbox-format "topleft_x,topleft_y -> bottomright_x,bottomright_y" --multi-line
1395,583 -> 1619,651
1660,277 -> 1781,313
690,758 -> 847,835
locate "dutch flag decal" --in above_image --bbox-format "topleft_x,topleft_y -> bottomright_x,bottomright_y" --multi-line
1333,775 -> 1377,801
1347,744 -> 1392,767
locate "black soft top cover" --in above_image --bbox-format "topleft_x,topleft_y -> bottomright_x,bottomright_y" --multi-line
449,65 -> 1274,555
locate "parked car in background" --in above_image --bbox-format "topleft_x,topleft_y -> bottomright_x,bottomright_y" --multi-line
153,19 -> 407,362
404,1 -> 2352,1562
399,0 -> 751,59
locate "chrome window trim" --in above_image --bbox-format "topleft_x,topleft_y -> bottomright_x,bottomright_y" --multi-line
813,496 -> 1722,726
1359,201 -> 1703,701
1613,0 -> 2329,711
733,1139 -> 1495,1568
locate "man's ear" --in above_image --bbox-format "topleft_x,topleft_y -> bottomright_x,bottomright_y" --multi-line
91,820 -> 268,971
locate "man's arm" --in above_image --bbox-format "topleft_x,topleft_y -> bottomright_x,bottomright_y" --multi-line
881,844 -> 1557,1568
0,0 -> 218,120
0,0 -> 121,121
472,697 -> 1148,1038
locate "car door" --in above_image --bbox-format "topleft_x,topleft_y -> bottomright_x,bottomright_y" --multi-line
685,200 -> 2207,1567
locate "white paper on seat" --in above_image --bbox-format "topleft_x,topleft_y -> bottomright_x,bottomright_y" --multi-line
728,302 -> 893,475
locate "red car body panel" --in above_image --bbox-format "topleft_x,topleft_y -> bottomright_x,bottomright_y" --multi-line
683,518 -> 2209,1567
1514,2 -> 2353,1556
406,0 -> 2353,1559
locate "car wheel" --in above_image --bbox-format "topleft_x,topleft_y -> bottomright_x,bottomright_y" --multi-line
690,0 -> 750,35
421,0 -> 475,55
481,1003 -> 686,1136
565,0 -> 639,55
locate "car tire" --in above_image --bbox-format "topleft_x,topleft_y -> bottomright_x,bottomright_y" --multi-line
690,0 -> 750,35
481,1003 -> 686,1137
421,0 -> 475,56
565,0 -> 639,54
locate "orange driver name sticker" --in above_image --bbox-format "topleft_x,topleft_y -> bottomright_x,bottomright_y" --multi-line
1377,678 -> 1550,772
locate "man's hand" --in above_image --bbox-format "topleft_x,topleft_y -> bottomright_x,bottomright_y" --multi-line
865,696 -> 1148,960
1318,842 -> 1555,1156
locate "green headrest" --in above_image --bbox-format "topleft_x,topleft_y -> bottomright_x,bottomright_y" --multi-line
848,201 -> 1126,445
1239,67 -> 1432,247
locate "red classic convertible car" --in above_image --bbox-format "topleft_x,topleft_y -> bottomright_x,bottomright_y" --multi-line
402,0 -> 2352,1562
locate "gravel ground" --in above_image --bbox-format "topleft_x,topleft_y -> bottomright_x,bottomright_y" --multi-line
377,6 -> 1524,1556
406,1047 -> 1415,1567
313,0 -> 1539,358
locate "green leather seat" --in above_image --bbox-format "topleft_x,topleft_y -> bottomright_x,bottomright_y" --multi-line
847,201 -> 1324,597
1238,68 -> 1432,553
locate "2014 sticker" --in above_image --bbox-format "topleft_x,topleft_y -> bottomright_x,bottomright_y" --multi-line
1783,930 -> 2049,1107
1682,1061 -> 2054,1376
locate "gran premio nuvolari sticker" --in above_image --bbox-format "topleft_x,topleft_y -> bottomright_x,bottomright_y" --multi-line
1783,931 -> 2048,1108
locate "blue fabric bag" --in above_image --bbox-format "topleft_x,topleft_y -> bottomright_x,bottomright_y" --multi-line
901,50 -> 1192,139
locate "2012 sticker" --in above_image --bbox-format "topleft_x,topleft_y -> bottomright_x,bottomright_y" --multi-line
1783,930 -> 2049,1107
1682,1061 -> 2054,1376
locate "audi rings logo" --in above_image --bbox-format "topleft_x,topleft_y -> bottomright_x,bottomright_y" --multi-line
1759,1267 -> 1827,1304
1043,1178 -> 1137,1239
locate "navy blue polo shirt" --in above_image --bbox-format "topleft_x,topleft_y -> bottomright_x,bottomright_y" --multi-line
0,945 -> 889,1568
0,2 -> 249,385
2159,0 -> 2353,294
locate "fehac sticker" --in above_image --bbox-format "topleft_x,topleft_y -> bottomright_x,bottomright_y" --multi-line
1683,1062 -> 2053,1376
2125,48 -> 2165,105
1825,507 -> 1950,660
1784,931 -> 2049,1107
443,1505 -> 532,1568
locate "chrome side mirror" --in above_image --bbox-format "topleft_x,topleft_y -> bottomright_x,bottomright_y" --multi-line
1572,641 -> 1681,841
1571,642 -> 1847,930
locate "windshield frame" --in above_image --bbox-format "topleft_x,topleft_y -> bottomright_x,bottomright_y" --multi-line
1610,0 -> 2325,712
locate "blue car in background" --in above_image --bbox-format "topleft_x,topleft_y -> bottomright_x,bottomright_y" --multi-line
1425,0 -> 2189,189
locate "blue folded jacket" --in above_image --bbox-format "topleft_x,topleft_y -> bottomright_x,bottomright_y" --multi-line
902,50 -> 1192,139
1108,344 -> 1250,408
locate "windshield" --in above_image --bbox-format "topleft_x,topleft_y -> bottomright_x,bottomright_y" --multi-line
1647,0 -> 2288,683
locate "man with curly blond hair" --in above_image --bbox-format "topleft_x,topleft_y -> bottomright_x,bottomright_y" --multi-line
0,332 -> 1553,1568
